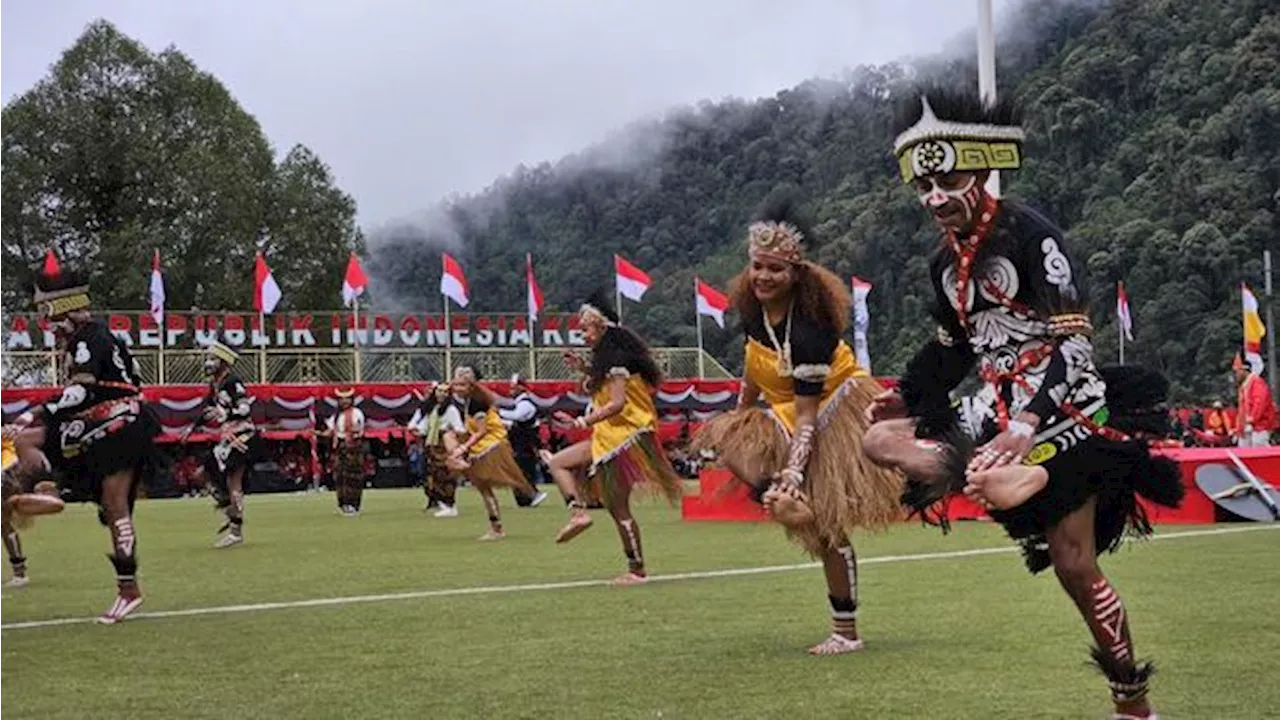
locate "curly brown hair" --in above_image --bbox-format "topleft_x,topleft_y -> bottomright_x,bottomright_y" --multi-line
729,259 -> 851,334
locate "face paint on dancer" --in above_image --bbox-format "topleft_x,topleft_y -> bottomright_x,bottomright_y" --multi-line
748,255 -> 796,305
913,170 -> 987,233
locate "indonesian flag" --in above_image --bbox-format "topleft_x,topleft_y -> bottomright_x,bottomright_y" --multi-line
695,277 -> 729,329
1116,281 -> 1133,342
440,252 -> 470,308
42,249 -> 61,278
526,253 -> 544,322
614,254 -> 651,302
342,252 -> 368,307
254,252 -> 282,314
1242,283 -> 1266,374
149,249 -> 165,325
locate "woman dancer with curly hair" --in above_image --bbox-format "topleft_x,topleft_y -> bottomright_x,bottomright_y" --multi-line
693,196 -> 904,655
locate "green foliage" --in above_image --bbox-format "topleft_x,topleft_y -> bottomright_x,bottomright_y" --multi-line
1,20 -> 361,313
370,0 -> 1277,402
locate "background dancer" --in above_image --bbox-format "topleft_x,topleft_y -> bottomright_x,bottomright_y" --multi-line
411,383 -> 467,517
499,374 -> 549,508
4,266 -> 159,624
187,341 -> 259,547
538,292 -> 681,584
326,388 -> 368,517
451,367 -> 536,540
866,85 -> 1183,719
693,197 -> 903,655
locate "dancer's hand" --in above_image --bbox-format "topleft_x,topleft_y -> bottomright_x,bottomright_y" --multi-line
865,390 -> 906,423
562,351 -> 586,372
552,410 -> 576,426
968,431 -> 1034,473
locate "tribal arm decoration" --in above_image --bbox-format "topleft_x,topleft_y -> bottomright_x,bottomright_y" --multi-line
779,423 -> 815,486
778,393 -> 821,486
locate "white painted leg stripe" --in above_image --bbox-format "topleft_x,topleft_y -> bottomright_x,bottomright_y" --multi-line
3,524 -> 1276,631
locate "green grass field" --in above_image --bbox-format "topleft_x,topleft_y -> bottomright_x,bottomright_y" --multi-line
2,488 -> 1277,720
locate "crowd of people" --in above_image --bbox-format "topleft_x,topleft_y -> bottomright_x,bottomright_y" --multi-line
10,80 -> 1279,719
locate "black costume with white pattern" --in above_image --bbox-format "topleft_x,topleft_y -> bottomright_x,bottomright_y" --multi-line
900,200 -> 1183,572
40,321 -> 159,506
200,374 -> 260,483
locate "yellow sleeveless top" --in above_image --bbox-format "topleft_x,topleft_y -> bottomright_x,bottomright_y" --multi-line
467,405 -> 508,457
744,336 -> 866,434
590,370 -> 659,463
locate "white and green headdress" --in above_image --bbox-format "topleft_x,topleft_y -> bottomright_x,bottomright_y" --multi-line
892,87 -> 1025,184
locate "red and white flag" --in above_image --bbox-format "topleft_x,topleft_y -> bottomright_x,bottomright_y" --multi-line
254,252 -> 282,314
342,252 -> 369,307
1116,281 -> 1133,342
440,252 -> 470,308
526,253 -> 544,322
42,249 -> 61,278
614,254 -> 651,302
149,249 -> 165,325
695,277 -> 729,329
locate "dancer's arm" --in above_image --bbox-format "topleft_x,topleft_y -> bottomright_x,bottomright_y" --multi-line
737,375 -> 761,410
577,371 -> 627,427
1020,234 -> 1091,430
476,383 -> 516,409
777,317 -> 836,486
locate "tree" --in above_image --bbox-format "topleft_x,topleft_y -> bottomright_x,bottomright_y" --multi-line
1,20 -> 360,313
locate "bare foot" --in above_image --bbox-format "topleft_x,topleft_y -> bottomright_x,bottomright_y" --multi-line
477,529 -> 505,541
762,484 -> 815,529
807,634 -> 864,656
964,464 -> 1049,510
554,509 -> 593,543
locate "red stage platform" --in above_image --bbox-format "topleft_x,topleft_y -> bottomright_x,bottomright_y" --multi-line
682,447 -> 1280,524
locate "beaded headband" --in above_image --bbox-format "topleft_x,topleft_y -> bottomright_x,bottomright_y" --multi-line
748,221 -> 804,264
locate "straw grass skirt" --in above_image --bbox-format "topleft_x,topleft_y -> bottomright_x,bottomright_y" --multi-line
693,376 -> 905,555
468,442 -> 536,495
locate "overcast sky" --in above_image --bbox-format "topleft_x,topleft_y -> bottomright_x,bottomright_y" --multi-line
2,0 -> 983,228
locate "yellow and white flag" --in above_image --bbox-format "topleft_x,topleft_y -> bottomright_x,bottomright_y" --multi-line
1242,283 -> 1266,374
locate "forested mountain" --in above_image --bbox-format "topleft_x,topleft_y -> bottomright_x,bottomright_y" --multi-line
368,0 -> 1278,402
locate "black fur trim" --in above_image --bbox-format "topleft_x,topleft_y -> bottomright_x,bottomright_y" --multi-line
1089,646 -> 1156,703
892,83 -> 1023,138
752,190 -> 817,245
1019,536 -> 1052,573
581,288 -> 620,324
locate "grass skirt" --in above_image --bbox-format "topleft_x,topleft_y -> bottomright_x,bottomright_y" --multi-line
693,376 -> 905,555
468,442 -> 535,495
588,430 -> 682,510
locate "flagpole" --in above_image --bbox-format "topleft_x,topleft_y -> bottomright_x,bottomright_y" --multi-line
976,0 -> 1000,198
1265,249 -> 1276,397
158,315 -> 166,384
527,253 -> 537,380
353,295 -> 363,383
258,311 -> 267,382
1119,314 -> 1125,366
444,293 -> 453,381
695,277 -> 706,379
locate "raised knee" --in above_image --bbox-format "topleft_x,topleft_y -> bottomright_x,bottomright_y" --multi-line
863,423 -> 898,464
